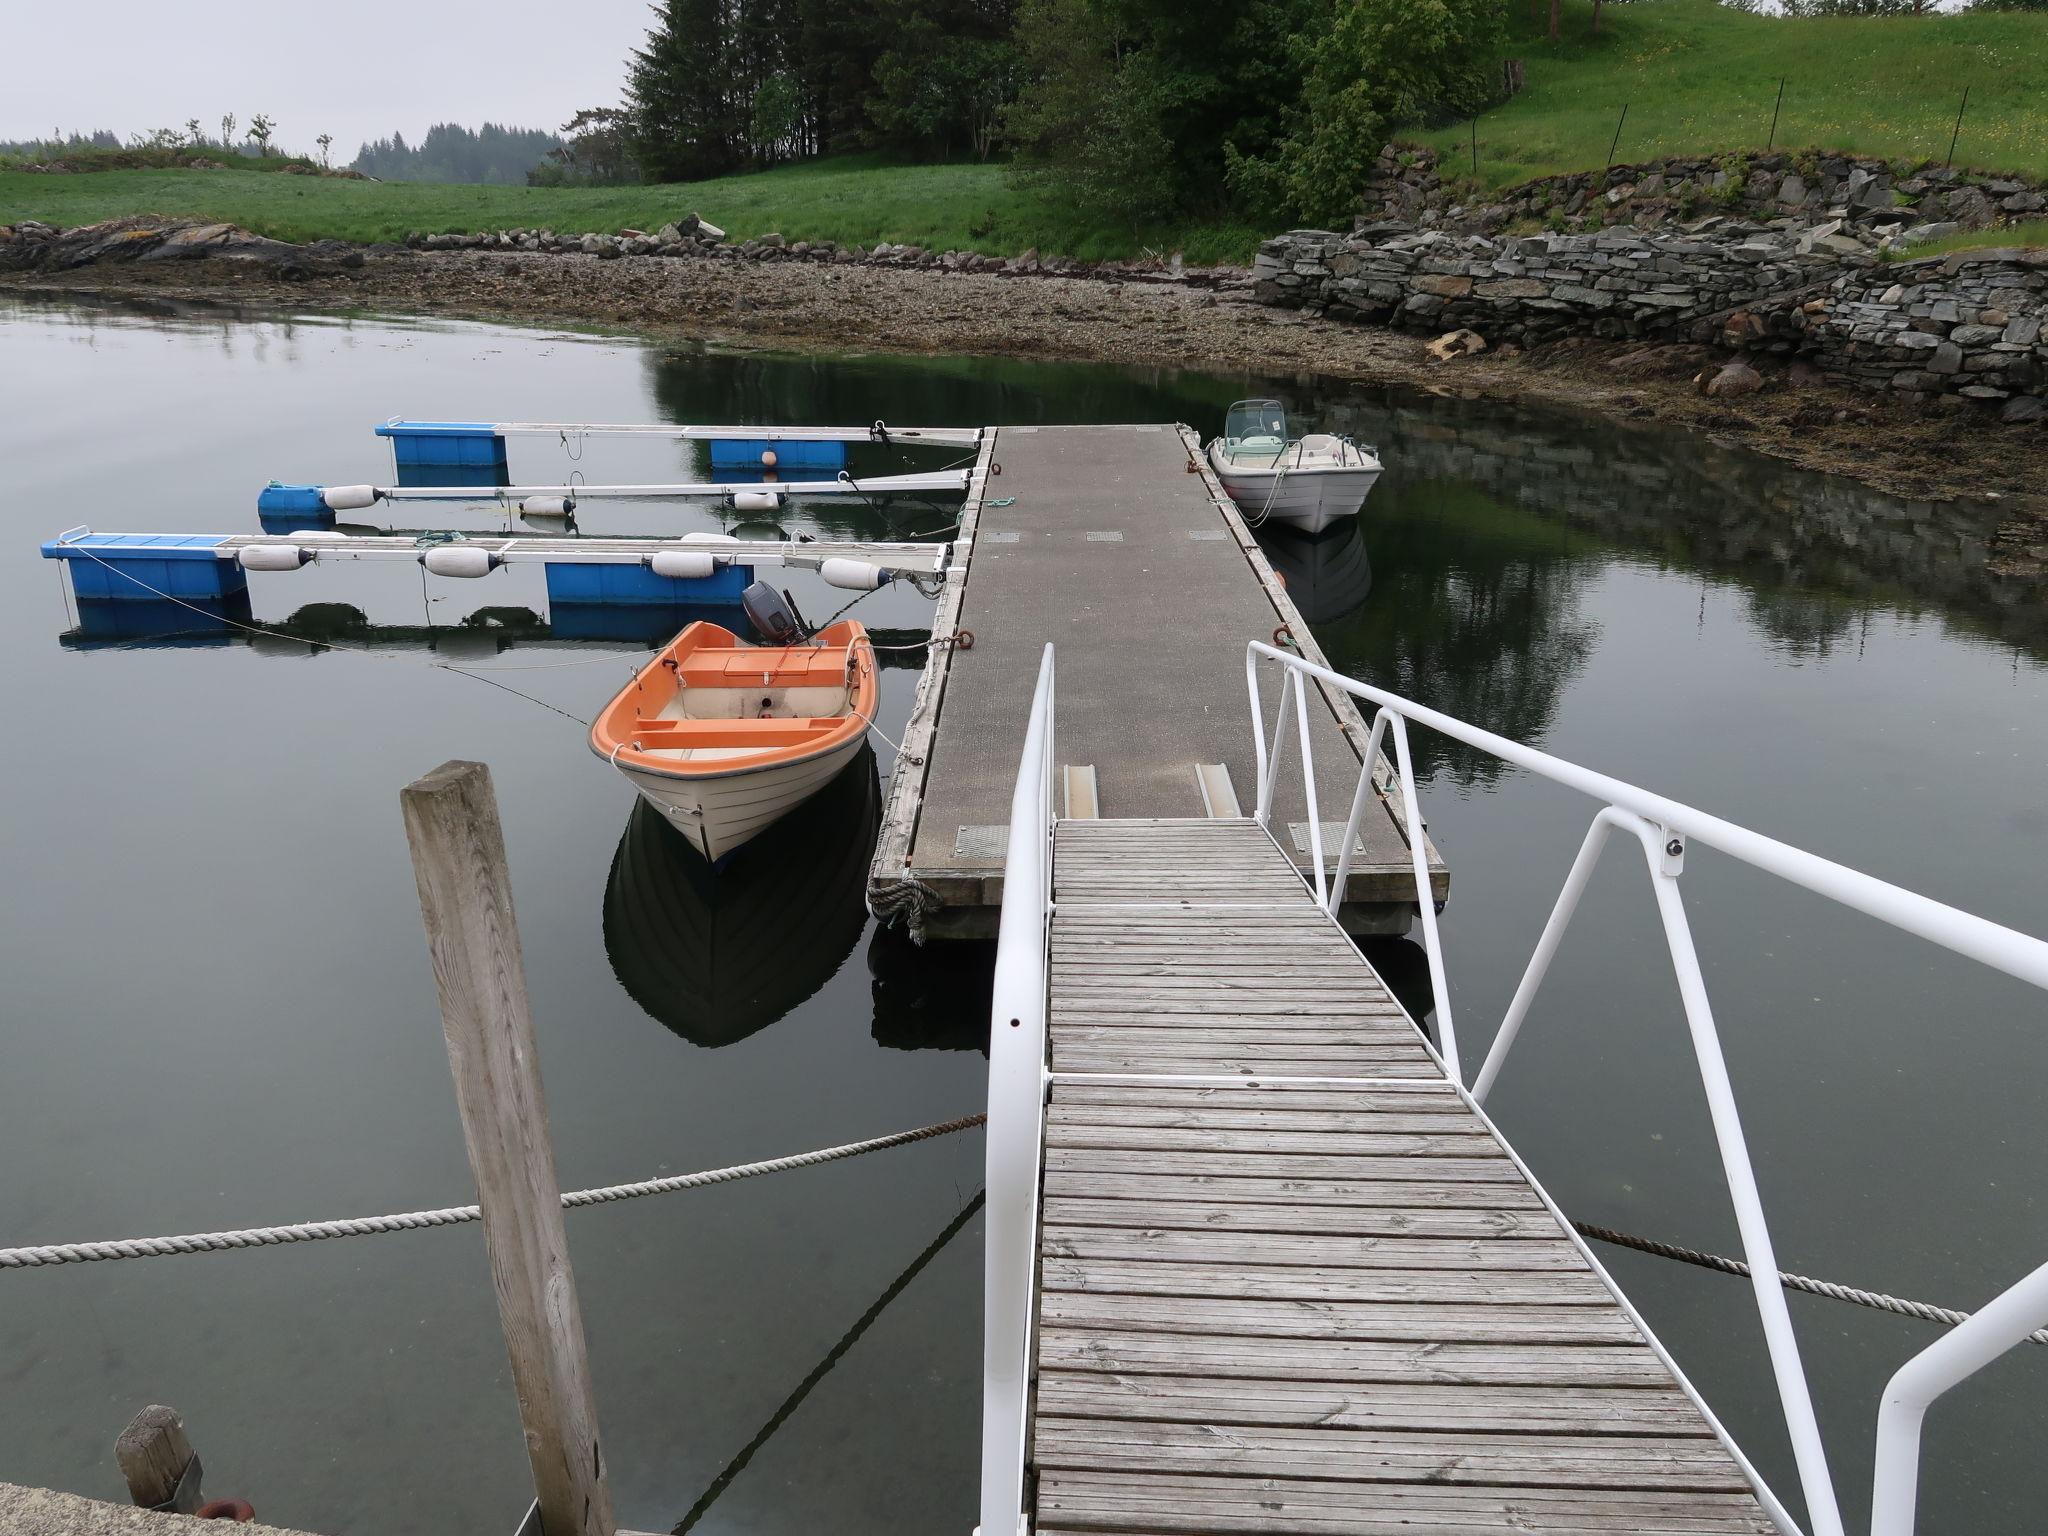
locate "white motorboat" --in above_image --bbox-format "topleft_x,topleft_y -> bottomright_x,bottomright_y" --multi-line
1207,399 -> 1382,534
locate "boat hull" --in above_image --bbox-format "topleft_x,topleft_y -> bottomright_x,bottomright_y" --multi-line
1208,443 -> 1381,534
618,731 -> 870,864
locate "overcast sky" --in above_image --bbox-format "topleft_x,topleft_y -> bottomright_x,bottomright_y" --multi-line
3,0 -> 653,156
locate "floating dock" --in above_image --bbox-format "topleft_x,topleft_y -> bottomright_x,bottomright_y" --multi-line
1020,817 -> 1775,1534
869,424 -> 1445,938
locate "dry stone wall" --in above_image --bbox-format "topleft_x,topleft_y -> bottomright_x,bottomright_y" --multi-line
1253,222 -> 2048,403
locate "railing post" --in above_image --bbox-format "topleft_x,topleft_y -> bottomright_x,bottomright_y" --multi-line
1327,708 -> 1390,918
401,761 -> 616,1536
1472,808 -> 1622,1104
1624,818 -> 1845,1536
1291,667 -> 1326,906
1388,715 -> 1457,1083
980,645 -> 1055,1536
1870,1258 -> 2048,1536
1255,668 -> 1294,827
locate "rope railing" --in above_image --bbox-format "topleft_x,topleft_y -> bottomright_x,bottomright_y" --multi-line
0,1113 -> 985,1269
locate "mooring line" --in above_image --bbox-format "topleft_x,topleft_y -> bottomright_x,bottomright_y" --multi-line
1575,1221 -> 2048,1345
0,1114 -> 985,1269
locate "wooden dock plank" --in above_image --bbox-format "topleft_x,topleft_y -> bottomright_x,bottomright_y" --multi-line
1023,819 -> 1774,1535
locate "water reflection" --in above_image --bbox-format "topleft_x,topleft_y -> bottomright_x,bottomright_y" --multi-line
1282,387 -> 2044,663
1254,522 -> 1373,626
1315,479 -> 1601,785
602,750 -> 880,1047
868,928 -> 992,1055
60,599 -> 938,660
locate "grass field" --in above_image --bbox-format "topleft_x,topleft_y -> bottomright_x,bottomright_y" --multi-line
1419,0 -> 2048,190
0,153 -> 1265,265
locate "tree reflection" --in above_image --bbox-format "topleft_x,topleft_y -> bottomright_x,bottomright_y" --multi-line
1316,481 -> 1600,787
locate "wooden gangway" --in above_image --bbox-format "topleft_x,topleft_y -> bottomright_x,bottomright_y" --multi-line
1024,816 -> 1776,1535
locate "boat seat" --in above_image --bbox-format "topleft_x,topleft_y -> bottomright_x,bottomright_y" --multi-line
629,717 -> 845,749
677,647 -> 854,688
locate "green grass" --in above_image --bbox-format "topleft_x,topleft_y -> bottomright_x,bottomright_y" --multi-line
0,152 -> 1263,265
1419,0 -> 2048,191
1885,218 -> 2048,260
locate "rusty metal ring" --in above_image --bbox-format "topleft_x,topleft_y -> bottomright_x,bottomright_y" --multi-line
954,629 -> 976,650
197,1500 -> 256,1523
1273,625 -> 1296,650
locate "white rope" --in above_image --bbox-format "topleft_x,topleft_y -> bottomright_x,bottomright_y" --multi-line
1575,1222 -> 2048,1345
0,1114 -> 984,1269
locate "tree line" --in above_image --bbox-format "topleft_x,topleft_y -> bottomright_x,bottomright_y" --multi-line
613,0 -> 1503,225
352,123 -> 566,185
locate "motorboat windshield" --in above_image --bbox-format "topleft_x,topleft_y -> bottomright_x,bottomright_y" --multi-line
1222,399 -> 1290,460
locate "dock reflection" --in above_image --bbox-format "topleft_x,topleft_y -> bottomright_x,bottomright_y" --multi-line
867,928 -> 992,1055
603,748 -> 880,1047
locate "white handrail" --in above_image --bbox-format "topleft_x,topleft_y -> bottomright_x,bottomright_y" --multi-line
977,644 -> 1055,1536
1242,639 -> 2048,1536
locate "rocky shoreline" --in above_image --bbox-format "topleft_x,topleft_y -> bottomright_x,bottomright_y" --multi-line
3,214 -> 2043,567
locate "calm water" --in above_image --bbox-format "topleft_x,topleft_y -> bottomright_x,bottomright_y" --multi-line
1,295 -> 2043,1535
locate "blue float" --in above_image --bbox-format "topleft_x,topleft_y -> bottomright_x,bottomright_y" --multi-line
709,438 -> 848,472
376,420 -> 511,487
543,561 -> 755,608
42,532 -> 246,602
257,483 -> 334,519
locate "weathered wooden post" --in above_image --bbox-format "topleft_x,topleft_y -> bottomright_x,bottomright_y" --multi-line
115,1405 -> 200,1513
401,761 -> 615,1536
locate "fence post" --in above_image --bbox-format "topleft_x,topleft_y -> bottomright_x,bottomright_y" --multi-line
1947,85 -> 1970,168
401,760 -> 615,1536
1606,103 -> 1630,172
115,1405 -> 199,1513
1768,78 -> 1785,151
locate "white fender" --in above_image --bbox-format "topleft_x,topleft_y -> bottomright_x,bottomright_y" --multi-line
649,550 -> 718,579
422,545 -> 496,579
732,489 -> 782,513
321,484 -> 380,511
682,530 -> 740,544
820,557 -> 889,592
238,544 -> 313,572
288,530 -> 349,542
760,448 -> 779,468
520,495 -> 576,516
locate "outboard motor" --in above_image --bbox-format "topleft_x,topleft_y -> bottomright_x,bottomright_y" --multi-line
741,580 -> 807,644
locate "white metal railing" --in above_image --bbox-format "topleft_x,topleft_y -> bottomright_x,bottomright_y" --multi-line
1244,639 -> 2048,1536
978,644 -> 1055,1536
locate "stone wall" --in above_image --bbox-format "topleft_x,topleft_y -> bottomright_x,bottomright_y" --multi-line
1366,144 -> 2047,241
1252,221 -> 2048,404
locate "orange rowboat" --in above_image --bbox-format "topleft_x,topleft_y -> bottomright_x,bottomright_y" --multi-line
590,618 -> 877,864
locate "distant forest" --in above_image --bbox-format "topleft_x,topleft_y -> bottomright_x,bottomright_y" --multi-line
350,123 -> 565,184
1,130 -> 121,156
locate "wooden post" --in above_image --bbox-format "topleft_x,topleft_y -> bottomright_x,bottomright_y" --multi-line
401,761 -> 615,1536
116,1405 -> 198,1512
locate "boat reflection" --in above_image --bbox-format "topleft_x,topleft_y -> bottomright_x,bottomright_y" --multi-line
1255,521 -> 1374,627
603,747 -> 880,1047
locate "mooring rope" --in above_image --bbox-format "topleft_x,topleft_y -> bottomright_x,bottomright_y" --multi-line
0,1114 -> 985,1269
1574,1221 -> 2048,1345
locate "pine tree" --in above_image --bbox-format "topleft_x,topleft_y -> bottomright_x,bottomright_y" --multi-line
630,0 -> 745,182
